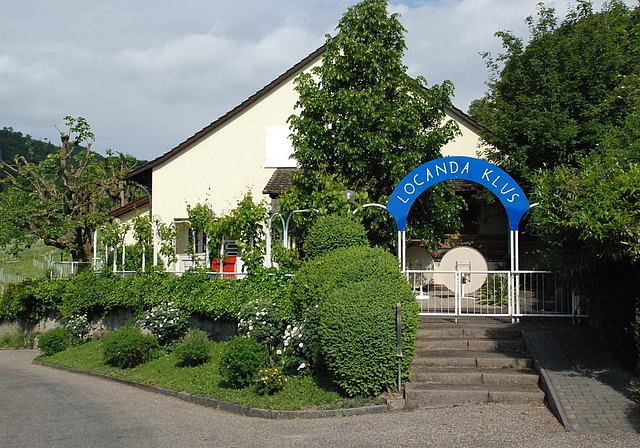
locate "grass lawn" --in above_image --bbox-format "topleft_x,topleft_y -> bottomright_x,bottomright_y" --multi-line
35,339 -> 381,411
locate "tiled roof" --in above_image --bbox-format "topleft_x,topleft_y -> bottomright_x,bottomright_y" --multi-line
262,168 -> 301,197
126,44 -> 326,183
110,195 -> 150,218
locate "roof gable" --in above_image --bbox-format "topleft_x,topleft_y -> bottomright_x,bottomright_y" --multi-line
126,42 -> 485,183
126,43 -> 326,183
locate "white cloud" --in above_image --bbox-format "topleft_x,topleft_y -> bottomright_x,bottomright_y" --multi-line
0,0 -> 636,159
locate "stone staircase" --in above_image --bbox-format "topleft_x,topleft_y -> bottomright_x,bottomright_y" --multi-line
405,318 -> 545,409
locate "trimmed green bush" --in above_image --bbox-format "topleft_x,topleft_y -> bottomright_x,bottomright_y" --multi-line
291,246 -> 407,316
303,215 -> 369,260
0,279 -> 65,322
0,271 -> 263,324
318,278 -> 417,397
102,327 -> 157,369
218,336 -> 267,389
38,327 -> 71,356
174,330 -> 211,367
290,246 -> 419,396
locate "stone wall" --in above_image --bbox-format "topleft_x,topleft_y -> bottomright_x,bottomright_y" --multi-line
0,308 -> 237,344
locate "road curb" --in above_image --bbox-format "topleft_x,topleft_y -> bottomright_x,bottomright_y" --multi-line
521,331 -> 571,429
32,360 -> 390,419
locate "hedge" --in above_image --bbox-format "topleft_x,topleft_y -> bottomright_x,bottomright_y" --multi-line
0,270 -> 293,323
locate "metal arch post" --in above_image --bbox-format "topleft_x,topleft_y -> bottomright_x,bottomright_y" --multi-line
284,209 -> 318,249
266,213 -> 285,268
509,229 -> 521,323
397,230 -> 406,273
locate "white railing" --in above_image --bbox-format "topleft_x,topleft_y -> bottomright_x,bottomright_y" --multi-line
0,268 -> 25,284
406,270 -> 584,318
50,262 -> 91,279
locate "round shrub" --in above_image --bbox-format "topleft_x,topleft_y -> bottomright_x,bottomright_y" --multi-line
290,246 -> 406,316
289,246 -> 419,395
218,336 -> 267,389
174,330 -> 211,367
303,215 -> 369,260
38,327 -> 71,356
318,278 -> 417,397
102,327 -> 158,369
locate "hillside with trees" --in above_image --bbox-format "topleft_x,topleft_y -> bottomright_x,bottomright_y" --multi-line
0,127 -> 59,190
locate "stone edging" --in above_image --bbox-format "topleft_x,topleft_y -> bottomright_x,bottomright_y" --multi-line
521,331 -> 570,429
32,360 -> 391,419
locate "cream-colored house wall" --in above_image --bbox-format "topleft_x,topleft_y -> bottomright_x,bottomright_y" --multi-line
151,74 -> 304,223
149,57 -> 483,225
441,109 -> 484,158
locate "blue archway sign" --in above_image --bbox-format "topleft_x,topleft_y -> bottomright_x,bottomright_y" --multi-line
387,156 -> 531,231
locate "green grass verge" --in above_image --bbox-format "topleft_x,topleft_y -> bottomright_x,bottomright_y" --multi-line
0,240 -> 63,282
0,326 -> 28,348
35,339 -> 382,411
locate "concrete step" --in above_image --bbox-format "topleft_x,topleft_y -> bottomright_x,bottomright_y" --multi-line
406,317 -> 545,410
415,338 -> 526,352
411,350 -> 534,369
404,384 -> 545,409
417,327 -> 523,340
410,367 -> 539,386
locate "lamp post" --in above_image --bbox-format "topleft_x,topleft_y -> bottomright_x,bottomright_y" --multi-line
152,214 -> 162,267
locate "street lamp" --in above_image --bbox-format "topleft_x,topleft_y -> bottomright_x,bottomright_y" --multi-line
152,214 -> 162,267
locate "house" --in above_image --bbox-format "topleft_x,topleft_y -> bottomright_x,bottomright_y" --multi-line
112,43 -> 493,272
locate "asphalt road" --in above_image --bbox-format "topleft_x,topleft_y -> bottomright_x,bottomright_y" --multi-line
1,349 -> 639,448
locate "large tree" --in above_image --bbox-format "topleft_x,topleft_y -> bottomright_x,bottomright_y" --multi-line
473,1 -> 640,363
286,0 -> 463,245
0,117 -> 137,262
472,0 -> 640,186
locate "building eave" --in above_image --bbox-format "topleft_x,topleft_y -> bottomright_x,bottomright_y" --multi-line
125,43 -> 327,182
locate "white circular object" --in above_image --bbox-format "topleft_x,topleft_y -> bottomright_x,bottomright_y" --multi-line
406,246 -> 434,288
439,246 -> 488,293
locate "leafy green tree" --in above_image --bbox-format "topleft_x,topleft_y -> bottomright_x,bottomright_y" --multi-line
0,117 -> 138,262
287,0 -> 463,246
476,1 -> 640,364
473,0 -> 640,186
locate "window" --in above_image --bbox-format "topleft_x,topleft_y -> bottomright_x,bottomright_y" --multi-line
265,126 -> 296,168
188,229 -> 208,254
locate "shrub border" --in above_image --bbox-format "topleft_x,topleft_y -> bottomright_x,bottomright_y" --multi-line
32,360 -> 393,419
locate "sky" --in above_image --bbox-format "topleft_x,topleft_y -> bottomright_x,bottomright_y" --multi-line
1,0 -> 635,161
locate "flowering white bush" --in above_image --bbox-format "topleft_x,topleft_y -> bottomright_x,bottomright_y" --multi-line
139,302 -> 190,345
237,299 -> 283,351
65,314 -> 91,341
280,322 -> 313,374
237,299 -> 313,374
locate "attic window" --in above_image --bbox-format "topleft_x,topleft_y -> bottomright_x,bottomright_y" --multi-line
265,126 -> 296,168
